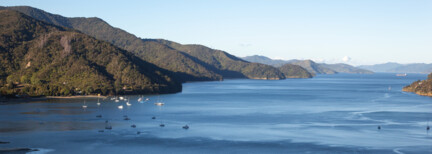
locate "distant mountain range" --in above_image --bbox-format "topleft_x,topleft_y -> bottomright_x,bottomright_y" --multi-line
242,55 -> 373,75
358,63 -> 432,74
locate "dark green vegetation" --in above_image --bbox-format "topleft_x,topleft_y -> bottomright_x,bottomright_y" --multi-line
278,64 -> 313,78
147,39 -> 285,79
0,10 -> 181,96
243,55 -> 373,75
1,6 -> 291,81
403,73 -> 432,97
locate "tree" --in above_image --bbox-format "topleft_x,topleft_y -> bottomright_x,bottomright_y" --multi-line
20,75 -> 30,84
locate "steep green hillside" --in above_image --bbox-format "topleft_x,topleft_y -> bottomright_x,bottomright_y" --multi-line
1,6 -> 285,81
0,10 -> 181,96
148,39 -> 285,79
0,6 -> 220,82
278,64 -> 313,78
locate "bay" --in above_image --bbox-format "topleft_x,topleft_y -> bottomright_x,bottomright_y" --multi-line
1,73 -> 431,153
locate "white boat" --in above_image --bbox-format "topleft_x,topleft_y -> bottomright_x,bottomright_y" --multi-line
138,97 -> 143,102
154,102 -> 164,106
97,97 -> 101,106
115,99 -> 119,102
118,105 -> 123,109
396,73 -> 407,77
119,96 -> 124,100
82,100 -> 88,109
126,102 -> 132,106
145,98 -> 150,101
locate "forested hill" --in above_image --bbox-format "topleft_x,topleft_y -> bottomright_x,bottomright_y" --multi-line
146,39 -> 286,79
0,10 -> 181,96
1,6 -> 288,81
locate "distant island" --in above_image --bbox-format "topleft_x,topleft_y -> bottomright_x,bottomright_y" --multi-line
403,73 -> 432,96
242,55 -> 373,75
0,6 -> 317,97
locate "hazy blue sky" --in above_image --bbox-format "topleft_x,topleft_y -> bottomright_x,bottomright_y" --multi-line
2,0 -> 431,65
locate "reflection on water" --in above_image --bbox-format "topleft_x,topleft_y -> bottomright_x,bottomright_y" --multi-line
21,109 -> 92,115
0,73 -> 431,153
0,121 -> 113,133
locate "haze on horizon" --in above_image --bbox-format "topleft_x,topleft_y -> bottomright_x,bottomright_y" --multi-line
2,0 -> 431,65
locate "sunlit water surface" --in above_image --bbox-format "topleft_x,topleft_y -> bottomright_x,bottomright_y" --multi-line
1,73 -> 431,153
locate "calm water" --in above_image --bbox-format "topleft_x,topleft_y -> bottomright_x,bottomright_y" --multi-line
1,73 -> 432,153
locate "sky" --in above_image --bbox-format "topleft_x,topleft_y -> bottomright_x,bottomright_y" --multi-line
1,0 -> 432,65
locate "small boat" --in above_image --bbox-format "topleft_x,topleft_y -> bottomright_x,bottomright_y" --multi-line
137,131 -> 141,134
82,100 -> 88,109
138,97 -> 143,102
182,125 -> 189,129
159,124 -> 165,127
427,126 -> 430,131
115,99 -> 119,103
152,116 -> 156,119
145,98 -> 150,101
131,124 -> 136,128
118,105 -> 123,109
396,73 -> 407,77
377,126 -> 381,130
96,114 -> 102,118
119,96 -> 124,100
105,126 -> 112,130
98,130 -> 104,133
154,102 -> 164,106
126,99 -> 132,106
124,117 -> 131,120
97,97 -> 101,106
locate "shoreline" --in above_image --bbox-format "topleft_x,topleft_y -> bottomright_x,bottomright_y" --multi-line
0,95 -> 108,103
402,88 -> 432,97
46,95 -> 108,99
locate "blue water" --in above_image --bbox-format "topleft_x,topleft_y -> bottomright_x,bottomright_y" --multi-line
1,73 -> 432,153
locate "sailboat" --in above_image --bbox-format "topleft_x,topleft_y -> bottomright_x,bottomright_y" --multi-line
97,97 -> 101,106
126,98 -> 132,106
154,96 -> 164,106
138,96 -> 143,102
427,120 -> 430,131
82,100 -> 88,109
